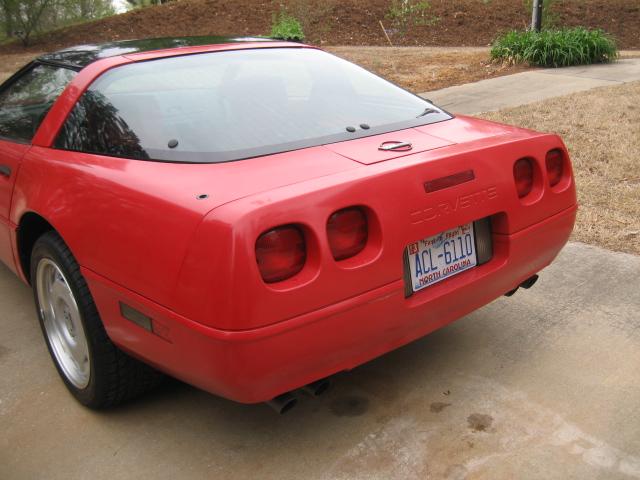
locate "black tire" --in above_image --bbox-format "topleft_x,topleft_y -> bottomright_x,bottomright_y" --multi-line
31,231 -> 162,408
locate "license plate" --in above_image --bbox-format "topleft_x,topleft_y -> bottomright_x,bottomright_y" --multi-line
406,223 -> 477,293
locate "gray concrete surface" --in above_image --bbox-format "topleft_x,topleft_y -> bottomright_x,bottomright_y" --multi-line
1,241 -> 639,479
421,58 -> 640,114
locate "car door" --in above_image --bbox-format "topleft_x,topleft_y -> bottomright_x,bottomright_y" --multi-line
0,63 -> 76,270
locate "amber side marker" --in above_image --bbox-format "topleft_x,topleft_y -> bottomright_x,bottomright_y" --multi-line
424,169 -> 475,193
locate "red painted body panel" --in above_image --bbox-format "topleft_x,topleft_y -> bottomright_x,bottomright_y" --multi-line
14,145 -> 361,307
2,42 -> 578,403
0,139 -> 29,271
83,204 -> 576,403
173,127 -> 575,331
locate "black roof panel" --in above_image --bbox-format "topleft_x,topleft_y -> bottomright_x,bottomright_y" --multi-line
37,36 -> 274,70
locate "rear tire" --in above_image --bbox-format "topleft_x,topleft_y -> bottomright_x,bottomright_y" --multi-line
31,231 -> 162,408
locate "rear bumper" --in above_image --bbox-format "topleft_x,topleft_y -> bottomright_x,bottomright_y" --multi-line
84,204 -> 577,403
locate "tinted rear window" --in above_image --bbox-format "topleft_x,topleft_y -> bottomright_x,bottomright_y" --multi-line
55,48 -> 451,163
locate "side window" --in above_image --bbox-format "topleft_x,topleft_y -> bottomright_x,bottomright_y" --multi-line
0,64 -> 76,143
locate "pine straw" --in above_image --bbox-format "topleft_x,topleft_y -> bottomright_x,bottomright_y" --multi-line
480,81 -> 640,255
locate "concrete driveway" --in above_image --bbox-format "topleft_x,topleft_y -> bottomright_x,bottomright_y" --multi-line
1,241 -> 639,479
421,58 -> 640,114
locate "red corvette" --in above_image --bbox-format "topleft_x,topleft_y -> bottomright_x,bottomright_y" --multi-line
0,37 -> 577,412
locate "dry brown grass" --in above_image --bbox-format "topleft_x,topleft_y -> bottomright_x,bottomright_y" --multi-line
620,50 -> 640,59
480,82 -> 640,255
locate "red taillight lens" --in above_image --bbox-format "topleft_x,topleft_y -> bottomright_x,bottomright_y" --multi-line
513,158 -> 534,198
255,225 -> 306,283
327,207 -> 368,261
546,149 -> 564,187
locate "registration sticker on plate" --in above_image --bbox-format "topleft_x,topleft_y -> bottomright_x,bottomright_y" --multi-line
407,223 -> 477,293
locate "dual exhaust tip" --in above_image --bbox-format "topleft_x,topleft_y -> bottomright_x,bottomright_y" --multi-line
505,274 -> 539,297
266,377 -> 331,414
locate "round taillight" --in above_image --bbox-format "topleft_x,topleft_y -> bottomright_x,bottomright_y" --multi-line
255,225 -> 306,283
546,149 -> 564,187
327,207 -> 368,261
513,158 -> 534,198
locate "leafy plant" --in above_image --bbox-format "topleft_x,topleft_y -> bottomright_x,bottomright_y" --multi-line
270,9 -> 304,41
386,0 -> 438,35
491,27 -> 618,67
277,0 -> 336,38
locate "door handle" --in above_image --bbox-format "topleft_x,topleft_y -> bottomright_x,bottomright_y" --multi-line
0,165 -> 11,178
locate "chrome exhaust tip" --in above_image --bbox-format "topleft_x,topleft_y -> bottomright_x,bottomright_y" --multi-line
504,274 -> 540,297
301,378 -> 331,397
266,392 -> 298,414
504,287 -> 519,297
520,274 -> 539,289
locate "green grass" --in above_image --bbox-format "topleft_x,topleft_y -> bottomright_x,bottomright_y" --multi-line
491,27 -> 618,67
270,11 -> 305,42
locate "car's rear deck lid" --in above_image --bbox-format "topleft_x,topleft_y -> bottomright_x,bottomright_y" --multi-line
324,128 -> 454,165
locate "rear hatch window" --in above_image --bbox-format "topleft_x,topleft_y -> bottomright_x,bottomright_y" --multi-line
55,47 -> 451,163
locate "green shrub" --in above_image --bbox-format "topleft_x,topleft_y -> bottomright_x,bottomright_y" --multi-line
270,10 -> 305,41
491,27 -> 618,67
386,0 -> 438,35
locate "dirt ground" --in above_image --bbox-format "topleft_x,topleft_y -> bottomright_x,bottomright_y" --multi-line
480,81 -> 640,255
0,0 -> 638,56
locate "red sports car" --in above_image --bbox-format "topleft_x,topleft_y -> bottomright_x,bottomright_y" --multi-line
0,37 -> 577,413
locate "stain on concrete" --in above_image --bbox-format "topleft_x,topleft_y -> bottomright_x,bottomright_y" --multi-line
329,395 -> 370,417
430,402 -> 452,413
0,344 -> 9,358
467,413 -> 493,432
375,414 -> 391,425
444,464 -> 469,480
324,416 -> 432,479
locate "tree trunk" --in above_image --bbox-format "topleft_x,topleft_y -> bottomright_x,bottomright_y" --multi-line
80,0 -> 89,18
2,0 -> 14,37
531,0 -> 543,32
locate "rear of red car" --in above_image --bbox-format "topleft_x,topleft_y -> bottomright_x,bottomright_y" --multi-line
6,40 -> 576,407
85,116 -> 576,403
